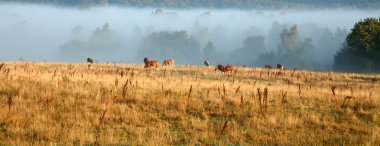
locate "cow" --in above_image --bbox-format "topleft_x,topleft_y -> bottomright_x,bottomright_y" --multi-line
144,57 -> 160,68
276,64 -> 283,69
215,64 -> 233,74
264,65 -> 272,69
163,59 -> 175,66
87,57 -> 94,64
216,64 -> 224,72
204,60 -> 210,67
224,65 -> 233,73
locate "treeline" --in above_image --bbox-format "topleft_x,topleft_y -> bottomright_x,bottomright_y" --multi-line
1,0 -> 379,9
133,24 -> 347,70
54,16 -> 380,73
57,19 -> 348,70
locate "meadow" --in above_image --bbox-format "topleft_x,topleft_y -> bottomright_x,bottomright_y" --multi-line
0,62 -> 379,145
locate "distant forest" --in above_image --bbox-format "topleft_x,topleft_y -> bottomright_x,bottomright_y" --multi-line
0,0 -> 379,9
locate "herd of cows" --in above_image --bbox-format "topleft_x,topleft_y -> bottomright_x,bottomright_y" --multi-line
86,57 -> 284,73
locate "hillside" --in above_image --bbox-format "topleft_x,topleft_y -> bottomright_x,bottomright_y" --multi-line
0,0 -> 379,9
0,62 -> 379,145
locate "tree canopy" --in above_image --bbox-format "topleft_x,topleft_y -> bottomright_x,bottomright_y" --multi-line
334,18 -> 380,72
346,18 -> 380,59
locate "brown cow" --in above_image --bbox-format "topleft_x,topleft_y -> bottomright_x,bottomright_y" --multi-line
215,64 -> 233,74
87,57 -> 94,64
163,59 -> 175,66
264,65 -> 272,69
224,65 -> 233,73
144,57 -> 160,68
216,64 -> 224,72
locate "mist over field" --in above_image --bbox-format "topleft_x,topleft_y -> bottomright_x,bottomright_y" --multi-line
0,4 -> 379,70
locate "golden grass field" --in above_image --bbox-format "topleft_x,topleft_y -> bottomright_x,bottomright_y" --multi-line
0,62 -> 379,145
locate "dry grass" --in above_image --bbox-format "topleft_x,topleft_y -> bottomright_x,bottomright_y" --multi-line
0,62 -> 379,145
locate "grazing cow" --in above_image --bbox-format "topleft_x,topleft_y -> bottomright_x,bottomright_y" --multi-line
204,60 -> 210,67
216,64 -> 224,72
264,65 -> 272,69
144,57 -> 160,68
215,64 -> 233,74
163,59 -> 175,66
277,64 -> 284,70
87,58 -> 94,64
224,65 -> 233,73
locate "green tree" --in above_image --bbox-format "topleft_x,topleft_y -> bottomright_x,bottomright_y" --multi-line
333,43 -> 368,72
346,18 -> 380,60
334,18 -> 380,72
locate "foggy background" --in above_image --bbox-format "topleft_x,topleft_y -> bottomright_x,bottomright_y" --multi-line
0,3 -> 379,70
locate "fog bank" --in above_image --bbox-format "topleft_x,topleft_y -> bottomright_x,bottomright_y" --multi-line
0,4 -> 379,69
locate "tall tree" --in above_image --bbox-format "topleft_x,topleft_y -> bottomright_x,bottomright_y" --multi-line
276,25 -> 317,69
279,25 -> 298,55
334,18 -> 380,72
346,18 -> 380,61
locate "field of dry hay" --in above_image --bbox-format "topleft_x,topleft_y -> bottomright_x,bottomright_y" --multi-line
0,62 -> 379,145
